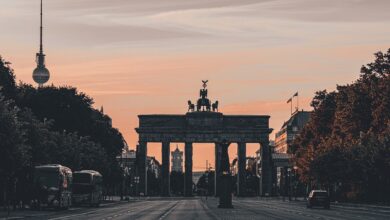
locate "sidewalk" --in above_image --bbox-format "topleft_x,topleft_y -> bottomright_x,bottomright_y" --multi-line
331,201 -> 390,210
248,196 -> 390,210
0,209 -> 52,220
0,197 -> 127,219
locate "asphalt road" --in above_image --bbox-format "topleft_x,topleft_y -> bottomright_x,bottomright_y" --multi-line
2,197 -> 390,220
42,198 -> 214,220
210,197 -> 390,220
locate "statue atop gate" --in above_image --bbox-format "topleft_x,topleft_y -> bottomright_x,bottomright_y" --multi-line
188,80 -> 219,112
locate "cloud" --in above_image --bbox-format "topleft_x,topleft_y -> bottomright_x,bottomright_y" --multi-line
86,90 -> 149,96
2,0 -> 390,155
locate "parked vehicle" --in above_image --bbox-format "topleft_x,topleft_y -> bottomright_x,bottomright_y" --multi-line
72,170 -> 103,207
307,190 -> 330,209
32,164 -> 72,209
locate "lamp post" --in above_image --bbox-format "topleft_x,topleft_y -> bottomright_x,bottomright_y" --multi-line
293,166 -> 298,201
134,176 -> 140,198
257,150 -> 262,197
124,167 -> 130,199
287,167 -> 292,201
205,172 -> 209,199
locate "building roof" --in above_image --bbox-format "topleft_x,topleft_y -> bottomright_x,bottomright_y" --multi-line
172,145 -> 182,153
117,149 -> 136,159
280,110 -> 311,130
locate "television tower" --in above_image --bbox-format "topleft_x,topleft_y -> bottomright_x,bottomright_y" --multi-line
32,0 -> 50,86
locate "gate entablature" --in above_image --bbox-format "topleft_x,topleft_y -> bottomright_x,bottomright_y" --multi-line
136,113 -> 272,143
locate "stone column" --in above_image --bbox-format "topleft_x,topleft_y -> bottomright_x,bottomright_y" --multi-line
260,140 -> 272,196
161,141 -> 170,197
136,141 -> 147,196
184,142 -> 193,197
237,142 -> 246,197
217,141 -> 233,208
214,143 -> 222,197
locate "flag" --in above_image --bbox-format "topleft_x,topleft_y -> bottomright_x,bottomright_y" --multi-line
287,98 -> 292,103
293,92 -> 298,97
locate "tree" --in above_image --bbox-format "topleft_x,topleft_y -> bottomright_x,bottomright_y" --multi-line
292,48 -> 390,202
1,55 -> 126,205
15,84 -> 125,186
0,57 -> 17,99
0,95 -> 30,206
16,84 -> 125,158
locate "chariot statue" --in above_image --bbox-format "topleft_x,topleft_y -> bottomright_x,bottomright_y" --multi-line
187,80 -> 219,112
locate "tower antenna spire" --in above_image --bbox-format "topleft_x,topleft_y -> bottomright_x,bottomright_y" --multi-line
40,0 -> 43,53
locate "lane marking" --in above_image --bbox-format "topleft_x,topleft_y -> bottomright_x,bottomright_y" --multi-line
158,201 -> 179,220
49,201 -> 146,220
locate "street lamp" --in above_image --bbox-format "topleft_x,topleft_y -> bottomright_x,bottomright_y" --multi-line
134,176 -> 140,198
257,157 -> 262,197
287,167 -> 292,201
205,172 -> 209,199
293,166 -> 298,201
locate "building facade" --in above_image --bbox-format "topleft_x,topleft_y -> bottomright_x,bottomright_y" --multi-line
171,146 -> 183,173
273,110 -> 311,196
117,149 -> 137,196
275,110 -> 311,153
147,156 -> 161,179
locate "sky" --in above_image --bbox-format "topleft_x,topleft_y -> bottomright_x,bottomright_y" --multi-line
1,0 -> 389,171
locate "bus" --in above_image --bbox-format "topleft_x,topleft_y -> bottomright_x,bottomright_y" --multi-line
72,170 -> 103,206
32,164 -> 72,209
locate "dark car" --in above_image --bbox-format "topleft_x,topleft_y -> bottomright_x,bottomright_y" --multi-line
307,190 -> 330,209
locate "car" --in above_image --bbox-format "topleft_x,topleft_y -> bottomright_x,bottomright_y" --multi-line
307,190 -> 330,209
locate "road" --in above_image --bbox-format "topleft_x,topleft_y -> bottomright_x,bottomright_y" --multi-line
212,198 -> 390,220
2,197 -> 390,220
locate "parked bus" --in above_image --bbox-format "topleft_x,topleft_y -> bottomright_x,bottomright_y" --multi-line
72,170 -> 103,206
32,164 -> 72,209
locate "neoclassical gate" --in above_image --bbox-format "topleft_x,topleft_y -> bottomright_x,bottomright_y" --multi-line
135,82 -> 273,197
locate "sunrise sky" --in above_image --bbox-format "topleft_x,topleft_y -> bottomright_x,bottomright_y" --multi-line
1,0 -> 389,170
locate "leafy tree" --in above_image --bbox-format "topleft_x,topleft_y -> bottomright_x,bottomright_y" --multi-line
0,56 -> 126,205
0,57 -> 17,99
0,95 -> 30,206
16,84 -> 125,158
196,171 -> 214,196
292,49 -> 390,202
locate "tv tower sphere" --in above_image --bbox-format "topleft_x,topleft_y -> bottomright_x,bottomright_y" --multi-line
33,64 -> 50,85
33,0 -> 50,86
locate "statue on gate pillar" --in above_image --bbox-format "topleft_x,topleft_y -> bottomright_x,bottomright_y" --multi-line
187,80 -> 219,112
197,80 -> 211,111
218,140 -> 233,208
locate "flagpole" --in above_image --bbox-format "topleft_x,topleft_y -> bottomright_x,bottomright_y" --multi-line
297,93 -> 299,112
290,98 -> 292,115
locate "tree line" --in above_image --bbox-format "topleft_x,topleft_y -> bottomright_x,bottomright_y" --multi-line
0,56 -> 125,207
291,49 -> 390,203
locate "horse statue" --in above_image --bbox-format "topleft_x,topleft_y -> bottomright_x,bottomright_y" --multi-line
212,101 -> 219,112
206,101 -> 211,111
188,100 -> 195,112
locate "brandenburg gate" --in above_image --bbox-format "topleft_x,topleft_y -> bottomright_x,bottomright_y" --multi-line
136,81 -> 273,197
